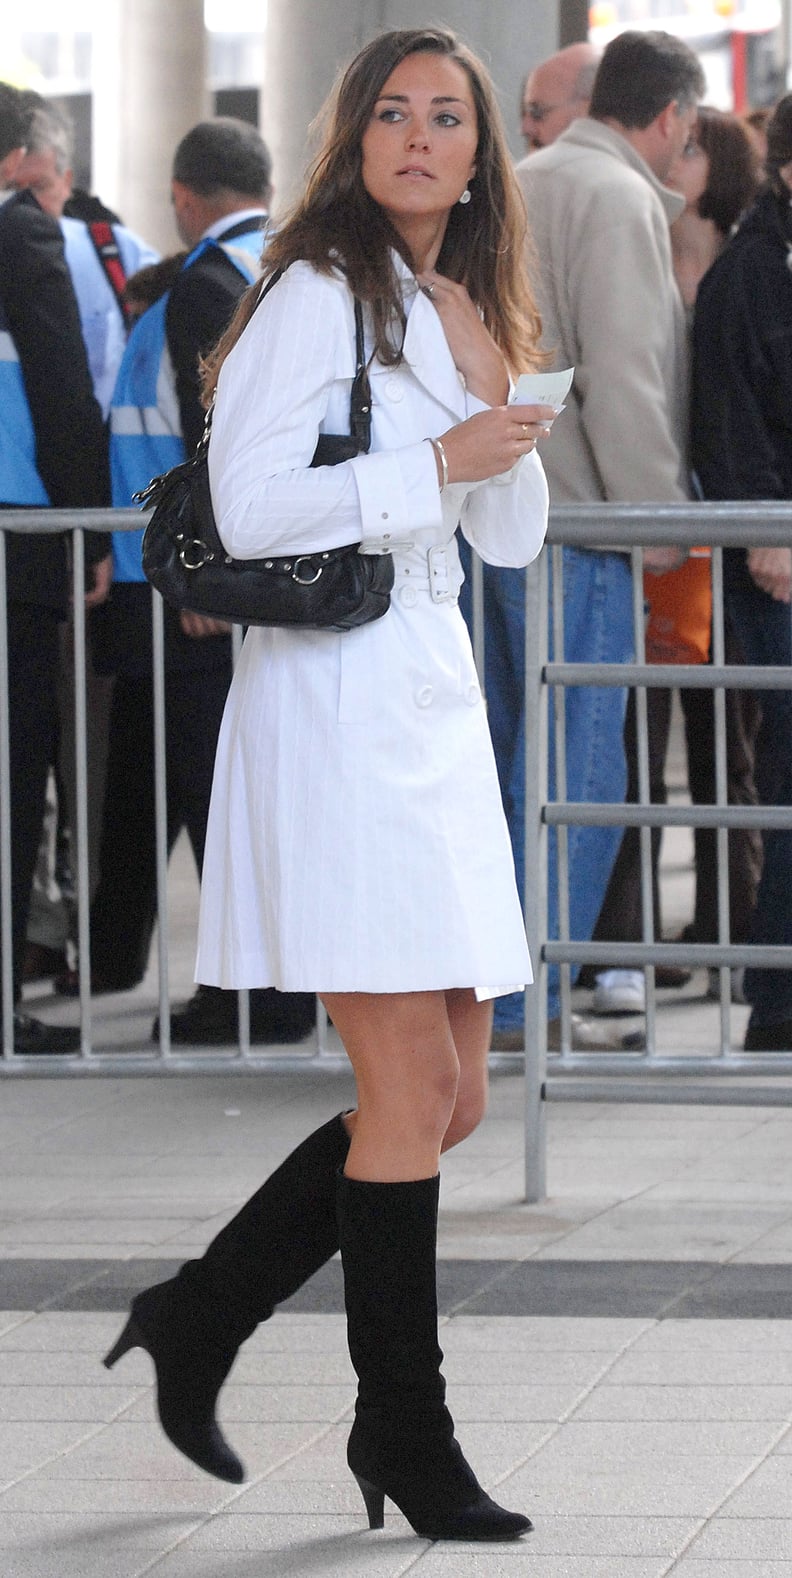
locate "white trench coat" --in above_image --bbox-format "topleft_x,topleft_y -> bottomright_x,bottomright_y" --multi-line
195,258 -> 549,997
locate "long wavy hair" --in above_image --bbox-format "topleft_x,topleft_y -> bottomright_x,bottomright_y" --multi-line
202,27 -> 543,399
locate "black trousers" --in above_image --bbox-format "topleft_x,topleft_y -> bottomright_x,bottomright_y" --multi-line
3,603 -> 61,1005
88,663 -> 230,983
590,619 -> 763,954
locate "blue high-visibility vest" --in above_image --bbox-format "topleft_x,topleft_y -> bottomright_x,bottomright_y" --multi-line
0,299 -> 50,506
109,231 -> 263,581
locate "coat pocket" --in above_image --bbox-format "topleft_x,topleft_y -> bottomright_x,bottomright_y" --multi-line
337,624 -> 379,723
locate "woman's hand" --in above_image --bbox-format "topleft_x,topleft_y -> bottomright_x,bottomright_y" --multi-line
417,270 -> 509,406
436,404 -> 556,484
747,546 -> 792,603
180,610 -> 232,638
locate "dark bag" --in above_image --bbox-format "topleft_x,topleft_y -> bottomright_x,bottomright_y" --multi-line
139,275 -> 393,631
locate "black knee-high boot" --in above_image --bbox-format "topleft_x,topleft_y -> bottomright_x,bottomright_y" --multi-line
337,1171 -> 532,1541
104,1112 -> 351,1482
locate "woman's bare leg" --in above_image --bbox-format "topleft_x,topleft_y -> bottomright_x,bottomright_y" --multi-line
322,987 -> 493,1179
442,988 -> 492,1150
321,990 -> 462,1181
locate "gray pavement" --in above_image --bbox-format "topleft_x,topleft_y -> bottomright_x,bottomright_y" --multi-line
3,705 -> 792,1573
1,1071 -> 792,1575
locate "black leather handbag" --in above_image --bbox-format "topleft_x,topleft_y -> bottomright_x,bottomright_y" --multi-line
139,275 -> 393,631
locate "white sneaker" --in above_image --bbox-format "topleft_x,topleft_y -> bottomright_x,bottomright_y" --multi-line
592,969 -> 646,1015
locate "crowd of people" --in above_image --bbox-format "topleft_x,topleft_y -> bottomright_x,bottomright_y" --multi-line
2,17 -> 792,1546
2,29 -> 791,1065
3,30 -> 791,1063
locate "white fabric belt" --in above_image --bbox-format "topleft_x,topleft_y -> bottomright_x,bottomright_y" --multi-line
380,545 -> 458,605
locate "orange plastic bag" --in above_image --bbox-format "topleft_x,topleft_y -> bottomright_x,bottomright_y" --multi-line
644,549 -> 712,665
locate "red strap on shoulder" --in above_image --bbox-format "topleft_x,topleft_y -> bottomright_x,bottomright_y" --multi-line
87,220 -> 131,324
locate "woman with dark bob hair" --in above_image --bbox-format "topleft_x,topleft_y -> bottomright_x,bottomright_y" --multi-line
670,104 -> 760,308
104,27 -> 551,1542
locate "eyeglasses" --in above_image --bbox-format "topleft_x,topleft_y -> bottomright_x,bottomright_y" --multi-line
522,100 -> 569,123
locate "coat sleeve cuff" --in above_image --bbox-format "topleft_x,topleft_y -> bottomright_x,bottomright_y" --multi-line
350,441 -> 443,552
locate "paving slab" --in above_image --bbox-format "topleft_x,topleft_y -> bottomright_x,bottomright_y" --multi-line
3,792 -> 792,1578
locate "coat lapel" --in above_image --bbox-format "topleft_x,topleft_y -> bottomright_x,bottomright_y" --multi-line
393,257 -> 468,421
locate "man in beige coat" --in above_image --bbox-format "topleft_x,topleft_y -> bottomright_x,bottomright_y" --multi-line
515,30 -> 704,1044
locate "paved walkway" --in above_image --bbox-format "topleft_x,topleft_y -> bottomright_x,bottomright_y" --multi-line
4,706 -> 792,1574
1,1068 -> 792,1576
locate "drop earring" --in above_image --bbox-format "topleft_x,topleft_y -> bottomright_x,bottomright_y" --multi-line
458,187 -> 471,205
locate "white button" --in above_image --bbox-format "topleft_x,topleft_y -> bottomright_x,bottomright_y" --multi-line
399,585 -> 418,608
415,685 -> 433,708
466,683 -> 481,706
385,377 -> 404,402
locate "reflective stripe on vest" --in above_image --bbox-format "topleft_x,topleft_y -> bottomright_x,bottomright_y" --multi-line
0,317 -> 50,506
109,227 -> 264,580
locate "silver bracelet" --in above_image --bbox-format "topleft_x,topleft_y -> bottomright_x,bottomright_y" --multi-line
429,436 -> 449,492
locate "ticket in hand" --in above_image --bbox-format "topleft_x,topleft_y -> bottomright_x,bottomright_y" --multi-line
511,367 -> 574,412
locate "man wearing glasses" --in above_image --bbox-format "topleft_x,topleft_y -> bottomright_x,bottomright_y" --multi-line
520,41 -> 600,153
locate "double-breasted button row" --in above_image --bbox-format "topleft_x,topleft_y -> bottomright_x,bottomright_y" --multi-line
412,682 -> 481,710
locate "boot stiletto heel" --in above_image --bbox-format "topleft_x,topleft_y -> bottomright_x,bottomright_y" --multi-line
354,1474 -> 385,1529
103,1316 -> 141,1370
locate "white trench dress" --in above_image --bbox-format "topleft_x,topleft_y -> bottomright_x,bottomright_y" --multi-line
195,258 -> 549,998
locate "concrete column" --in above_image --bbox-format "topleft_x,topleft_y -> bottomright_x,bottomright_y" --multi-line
264,0 -> 561,212
92,0 -> 209,252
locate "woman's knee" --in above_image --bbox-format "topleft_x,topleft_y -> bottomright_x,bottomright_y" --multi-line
366,1055 -> 460,1144
443,1077 -> 488,1150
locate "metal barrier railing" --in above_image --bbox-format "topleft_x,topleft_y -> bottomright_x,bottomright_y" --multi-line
520,502 -> 792,1198
0,509 -> 339,1074
3,504 -> 792,1196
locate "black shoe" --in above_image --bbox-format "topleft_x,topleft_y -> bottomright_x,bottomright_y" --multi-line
54,966 -> 143,998
744,1019 -> 792,1051
153,984 -> 315,1046
22,943 -> 69,983
12,1012 -> 80,1055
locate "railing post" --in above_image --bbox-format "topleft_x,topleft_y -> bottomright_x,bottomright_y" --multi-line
0,534 -> 13,1060
523,550 -> 548,1202
151,586 -> 171,1058
71,527 -> 93,1056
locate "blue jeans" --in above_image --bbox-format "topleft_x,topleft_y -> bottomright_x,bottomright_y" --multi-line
723,549 -> 792,1028
459,542 -> 633,1028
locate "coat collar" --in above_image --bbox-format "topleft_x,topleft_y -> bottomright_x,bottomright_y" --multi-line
550,117 -> 685,226
391,251 -> 468,420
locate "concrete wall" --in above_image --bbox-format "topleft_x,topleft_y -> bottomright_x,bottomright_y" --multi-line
92,0 -> 208,251
264,0 -> 560,212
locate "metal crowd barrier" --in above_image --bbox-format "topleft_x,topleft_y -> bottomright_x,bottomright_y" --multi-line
518,502 -> 792,1199
0,509 -> 339,1075
2,504 -> 792,1201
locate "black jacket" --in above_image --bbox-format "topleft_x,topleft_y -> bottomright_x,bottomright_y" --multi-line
0,190 -> 110,609
165,213 -> 268,454
692,188 -> 792,504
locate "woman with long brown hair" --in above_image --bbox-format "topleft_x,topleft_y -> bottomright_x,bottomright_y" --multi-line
105,27 -> 551,1542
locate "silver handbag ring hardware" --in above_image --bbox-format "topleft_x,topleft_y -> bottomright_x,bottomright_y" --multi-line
291,556 -> 324,586
179,539 -> 215,571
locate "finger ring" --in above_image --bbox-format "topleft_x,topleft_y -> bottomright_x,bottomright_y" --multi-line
521,424 -> 530,438
423,284 -> 435,299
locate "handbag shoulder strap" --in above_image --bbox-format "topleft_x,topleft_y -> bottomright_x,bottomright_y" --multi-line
203,267 -> 370,454
349,299 -> 371,454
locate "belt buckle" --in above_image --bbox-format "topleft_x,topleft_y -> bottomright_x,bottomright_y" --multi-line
428,544 -> 451,603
